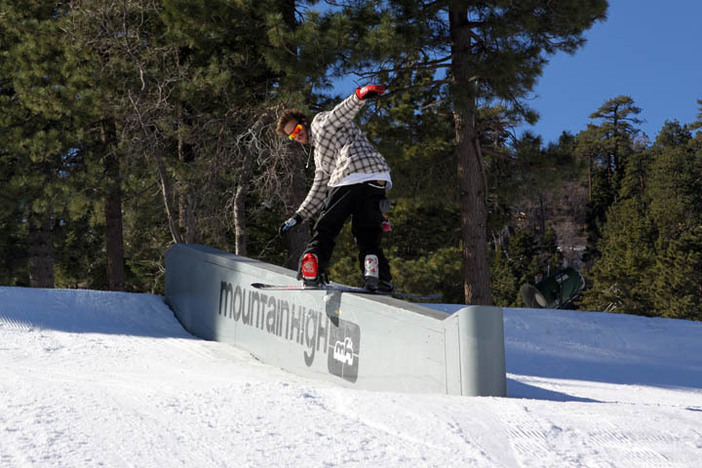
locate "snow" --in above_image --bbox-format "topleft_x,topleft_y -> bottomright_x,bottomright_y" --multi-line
1,286 -> 701,467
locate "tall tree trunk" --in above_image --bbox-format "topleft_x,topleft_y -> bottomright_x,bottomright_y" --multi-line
284,144 -> 310,269
449,6 -> 493,305
538,191 -> 546,234
27,211 -> 54,288
233,152 -> 252,256
102,119 -> 126,291
176,107 -> 197,244
153,150 -> 184,245
588,154 -> 593,202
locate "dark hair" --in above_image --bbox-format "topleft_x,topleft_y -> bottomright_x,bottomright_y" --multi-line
276,109 -> 308,137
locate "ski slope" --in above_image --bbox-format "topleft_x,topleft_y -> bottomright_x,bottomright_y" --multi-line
0,285 -> 700,467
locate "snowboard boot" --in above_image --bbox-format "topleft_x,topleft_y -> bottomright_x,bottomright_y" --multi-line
300,252 -> 321,287
362,254 -> 380,291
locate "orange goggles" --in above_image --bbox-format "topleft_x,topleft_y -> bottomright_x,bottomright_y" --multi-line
288,124 -> 303,140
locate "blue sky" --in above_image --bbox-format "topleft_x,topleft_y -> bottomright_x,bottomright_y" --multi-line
330,1 -> 701,145
518,0 -> 702,143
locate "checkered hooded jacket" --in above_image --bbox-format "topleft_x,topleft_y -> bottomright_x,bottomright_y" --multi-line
295,93 -> 390,220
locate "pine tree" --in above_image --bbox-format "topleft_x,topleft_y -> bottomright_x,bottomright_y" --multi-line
648,121 -> 700,244
576,96 -> 643,264
314,0 -> 607,304
588,96 -> 643,186
490,246 -> 518,307
0,150 -> 29,286
581,120 -> 702,318
647,121 -> 702,318
653,226 -> 702,321
57,0 -> 305,289
0,0 -> 82,288
580,197 -> 658,315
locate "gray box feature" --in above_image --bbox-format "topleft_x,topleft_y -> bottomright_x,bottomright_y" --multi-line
165,244 -> 506,397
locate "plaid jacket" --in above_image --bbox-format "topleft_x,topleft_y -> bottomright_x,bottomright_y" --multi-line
295,93 -> 390,219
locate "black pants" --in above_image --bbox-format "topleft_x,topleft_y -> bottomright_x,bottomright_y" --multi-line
302,182 -> 391,282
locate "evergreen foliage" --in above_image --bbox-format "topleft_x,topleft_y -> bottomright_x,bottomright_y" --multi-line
1,1 -> 700,319
0,0 -> 80,287
310,0 -> 607,304
580,120 -> 702,318
653,226 -> 702,321
576,96 -> 643,264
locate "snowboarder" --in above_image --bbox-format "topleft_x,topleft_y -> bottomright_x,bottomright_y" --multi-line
276,85 -> 393,292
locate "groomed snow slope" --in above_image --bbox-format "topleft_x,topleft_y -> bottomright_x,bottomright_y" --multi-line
1,286 -> 701,467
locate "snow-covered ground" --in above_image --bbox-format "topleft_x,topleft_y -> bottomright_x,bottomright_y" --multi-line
1,286 -> 700,467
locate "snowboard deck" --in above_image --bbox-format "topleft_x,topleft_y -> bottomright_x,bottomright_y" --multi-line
250,282 -> 441,301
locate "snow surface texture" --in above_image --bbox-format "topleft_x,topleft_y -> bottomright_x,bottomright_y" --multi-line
1,286 -> 700,467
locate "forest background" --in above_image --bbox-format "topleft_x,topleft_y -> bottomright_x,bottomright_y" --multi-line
1,0 -> 700,320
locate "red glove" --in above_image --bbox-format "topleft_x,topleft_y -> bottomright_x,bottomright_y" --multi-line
356,85 -> 386,100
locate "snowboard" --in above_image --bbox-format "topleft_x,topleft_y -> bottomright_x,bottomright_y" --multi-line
250,282 -> 441,301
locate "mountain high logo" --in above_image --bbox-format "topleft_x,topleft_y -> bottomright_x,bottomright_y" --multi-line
218,281 -> 360,383
328,321 -> 360,383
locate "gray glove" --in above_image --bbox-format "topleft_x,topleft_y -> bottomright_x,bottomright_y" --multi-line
279,214 -> 302,238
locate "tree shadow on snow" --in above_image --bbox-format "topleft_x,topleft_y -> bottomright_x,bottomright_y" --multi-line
503,309 -> 702,392
506,378 -> 601,403
505,348 -> 702,392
